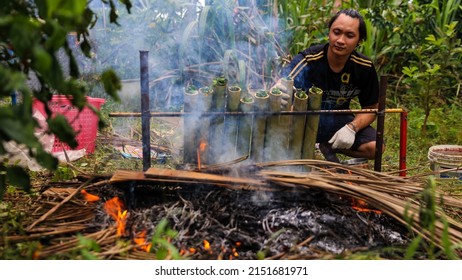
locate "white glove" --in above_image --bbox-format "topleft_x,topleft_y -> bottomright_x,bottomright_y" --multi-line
280,93 -> 290,109
328,124 -> 356,149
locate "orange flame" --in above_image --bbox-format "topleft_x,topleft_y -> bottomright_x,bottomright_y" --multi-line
345,170 -> 382,214
351,198 -> 382,214
133,229 -> 152,252
103,197 -> 127,236
81,189 -> 100,202
197,139 -> 208,170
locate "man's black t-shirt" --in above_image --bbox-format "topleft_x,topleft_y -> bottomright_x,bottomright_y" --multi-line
282,43 -> 379,110
281,43 -> 380,146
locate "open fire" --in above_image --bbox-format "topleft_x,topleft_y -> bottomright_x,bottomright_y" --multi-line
86,167 -> 412,259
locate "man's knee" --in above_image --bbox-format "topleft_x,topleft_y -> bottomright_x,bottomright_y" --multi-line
359,141 -> 384,159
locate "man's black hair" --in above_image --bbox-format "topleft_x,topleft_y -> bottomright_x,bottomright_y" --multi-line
328,9 -> 367,42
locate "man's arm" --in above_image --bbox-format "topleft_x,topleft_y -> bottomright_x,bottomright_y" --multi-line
349,103 -> 378,133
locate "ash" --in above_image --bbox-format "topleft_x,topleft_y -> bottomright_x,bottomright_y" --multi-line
93,184 -> 410,259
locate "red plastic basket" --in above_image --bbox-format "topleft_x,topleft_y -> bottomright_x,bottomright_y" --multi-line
33,95 -> 105,153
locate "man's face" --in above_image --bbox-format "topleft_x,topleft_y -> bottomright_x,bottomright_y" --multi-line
328,14 -> 361,57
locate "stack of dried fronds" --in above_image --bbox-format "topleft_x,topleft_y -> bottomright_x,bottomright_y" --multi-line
254,159 -> 462,256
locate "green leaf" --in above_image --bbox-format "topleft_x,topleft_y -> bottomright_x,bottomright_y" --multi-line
6,166 -> 31,191
32,46 -> 52,74
101,70 -> 121,102
0,117 -> 37,147
47,115 -> 78,149
426,64 -> 441,75
119,0 -> 133,13
35,148 -> 59,170
44,21 -> 67,52
405,235 -> 423,259
155,246 -> 168,260
425,34 -> 437,42
9,18 -> 41,57
79,36 -> 93,58
402,66 -> 419,77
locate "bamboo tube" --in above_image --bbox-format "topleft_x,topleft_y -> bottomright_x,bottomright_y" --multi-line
236,95 -> 254,162
302,86 -> 323,159
183,85 -> 199,164
279,77 -> 294,158
197,86 -> 214,164
209,76 -> 228,164
223,85 -> 242,160
289,89 -> 308,159
251,90 -> 269,162
281,76 -> 294,105
264,87 -> 286,161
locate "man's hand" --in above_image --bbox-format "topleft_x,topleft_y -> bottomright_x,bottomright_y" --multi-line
328,124 -> 356,149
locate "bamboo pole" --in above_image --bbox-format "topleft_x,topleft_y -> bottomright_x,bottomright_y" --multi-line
264,87 -> 286,161
236,95 -> 254,162
251,90 -> 269,162
279,77 -> 294,159
109,108 -> 406,118
289,89 -> 308,159
302,86 -> 323,159
198,86 -> 214,164
183,86 -> 199,164
209,77 -> 228,164
223,85 -> 242,160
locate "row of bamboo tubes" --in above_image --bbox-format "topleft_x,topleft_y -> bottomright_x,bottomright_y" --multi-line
183,77 -> 324,165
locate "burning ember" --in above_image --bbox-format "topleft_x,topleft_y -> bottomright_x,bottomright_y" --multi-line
203,239 -> 212,252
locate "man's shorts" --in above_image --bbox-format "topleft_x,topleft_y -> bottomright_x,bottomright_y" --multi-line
315,114 -> 377,151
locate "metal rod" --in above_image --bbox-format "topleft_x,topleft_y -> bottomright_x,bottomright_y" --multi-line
374,76 -> 387,172
109,108 -> 405,118
399,111 -> 408,176
140,50 -> 151,171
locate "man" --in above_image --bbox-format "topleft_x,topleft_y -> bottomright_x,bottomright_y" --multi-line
276,9 -> 381,163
